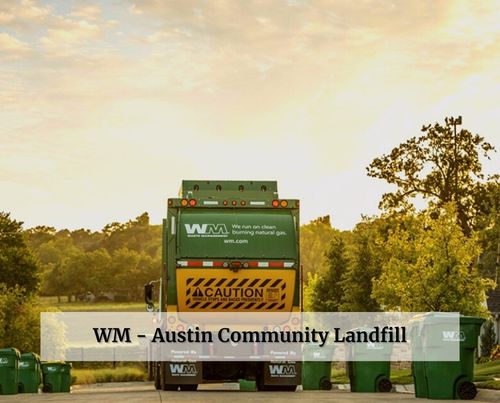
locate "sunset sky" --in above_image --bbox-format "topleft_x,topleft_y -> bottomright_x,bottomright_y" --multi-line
1,0 -> 499,231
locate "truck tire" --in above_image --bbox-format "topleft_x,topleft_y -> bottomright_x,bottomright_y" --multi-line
180,384 -> 198,391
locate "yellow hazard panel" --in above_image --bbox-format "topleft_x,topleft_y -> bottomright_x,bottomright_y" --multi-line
176,269 -> 295,312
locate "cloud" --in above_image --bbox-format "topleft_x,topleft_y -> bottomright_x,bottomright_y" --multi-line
71,4 -> 102,20
0,32 -> 30,57
40,16 -> 102,53
0,0 -> 50,26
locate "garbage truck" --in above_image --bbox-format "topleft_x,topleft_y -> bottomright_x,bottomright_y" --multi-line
145,180 -> 302,391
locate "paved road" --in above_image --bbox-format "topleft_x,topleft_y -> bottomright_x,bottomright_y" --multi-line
0,382 -> 499,402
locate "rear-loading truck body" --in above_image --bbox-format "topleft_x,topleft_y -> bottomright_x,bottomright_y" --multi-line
147,180 -> 302,391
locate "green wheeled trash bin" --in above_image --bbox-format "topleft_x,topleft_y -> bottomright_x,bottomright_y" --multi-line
0,348 -> 20,395
346,328 -> 393,393
18,352 -> 42,393
41,362 -> 72,393
302,343 -> 334,390
411,314 -> 485,400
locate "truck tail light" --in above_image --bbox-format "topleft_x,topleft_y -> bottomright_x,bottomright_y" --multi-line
272,200 -> 279,207
280,200 -> 288,208
181,199 -> 188,206
189,199 -> 197,207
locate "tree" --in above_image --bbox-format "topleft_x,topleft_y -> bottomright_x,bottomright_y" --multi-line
0,284 -> 41,352
300,216 -> 336,283
367,117 -> 495,235
0,212 -> 40,294
306,232 -> 349,311
481,319 -> 496,358
372,204 -> 493,315
339,219 -> 384,312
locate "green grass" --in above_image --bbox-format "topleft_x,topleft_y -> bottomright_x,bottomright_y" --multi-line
72,366 -> 147,385
39,296 -> 144,312
331,361 -> 500,386
475,380 -> 500,390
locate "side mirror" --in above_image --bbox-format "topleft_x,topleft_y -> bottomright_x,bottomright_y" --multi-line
144,283 -> 154,312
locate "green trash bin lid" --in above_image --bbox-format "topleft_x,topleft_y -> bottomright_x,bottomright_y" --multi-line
0,348 -> 21,359
460,316 -> 485,326
41,362 -> 72,373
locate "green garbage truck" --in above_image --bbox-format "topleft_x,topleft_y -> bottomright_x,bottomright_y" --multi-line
145,180 -> 303,391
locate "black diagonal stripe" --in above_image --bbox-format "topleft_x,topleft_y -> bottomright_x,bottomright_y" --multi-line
259,279 -> 271,288
237,278 -> 249,287
222,302 -> 233,309
277,303 -> 285,310
248,279 -> 259,287
187,288 -> 192,296
233,302 -> 244,310
270,279 -> 281,288
204,278 -> 216,287
281,293 -> 286,300
211,302 -> 223,309
186,298 -> 191,305
266,302 -> 278,310
189,301 -> 202,309
243,303 -> 256,309
226,278 -> 238,287
216,278 -> 227,287
200,302 -> 212,309
281,283 -> 286,290
187,278 -> 194,286
193,278 -> 204,287
255,302 -> 267,309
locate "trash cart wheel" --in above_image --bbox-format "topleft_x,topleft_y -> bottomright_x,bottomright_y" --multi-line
320,378 -> 332,390
377,378 -> 392,393
457,381 -> 477,400
42,384 -> 52,393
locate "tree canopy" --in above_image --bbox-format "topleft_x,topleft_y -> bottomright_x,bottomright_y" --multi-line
0,212 -> 40,294
367,116 -> 495,235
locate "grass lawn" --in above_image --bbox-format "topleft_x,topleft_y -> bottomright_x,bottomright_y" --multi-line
332,360 -> 500,388
72,366 -> 147,384
39,296 -> 145,312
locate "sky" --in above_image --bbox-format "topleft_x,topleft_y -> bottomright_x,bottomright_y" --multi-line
1,0 -> 499,231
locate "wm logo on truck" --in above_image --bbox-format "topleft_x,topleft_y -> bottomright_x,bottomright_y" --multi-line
269,364 -> 297,377
185,224 -> 229,236
169,363 -> 198,375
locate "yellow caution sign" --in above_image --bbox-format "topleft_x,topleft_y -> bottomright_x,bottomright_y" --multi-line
176,269 -> 295,312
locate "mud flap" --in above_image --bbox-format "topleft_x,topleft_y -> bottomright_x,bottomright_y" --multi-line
165,361 -> 202,385
263,361 -> 301,386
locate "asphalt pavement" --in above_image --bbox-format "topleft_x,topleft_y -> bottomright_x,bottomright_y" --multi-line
0,382 -> 499,402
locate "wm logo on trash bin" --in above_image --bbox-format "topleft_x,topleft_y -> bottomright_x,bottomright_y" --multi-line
169,363 -> 198,375
442,331 -> 465,342
269,364 -> 296,377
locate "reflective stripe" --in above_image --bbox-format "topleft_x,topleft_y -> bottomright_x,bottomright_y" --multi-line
177,260 -> 294,268
250,201 -> 265,206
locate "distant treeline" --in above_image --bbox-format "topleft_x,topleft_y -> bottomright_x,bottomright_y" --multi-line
25,213 -> 161,302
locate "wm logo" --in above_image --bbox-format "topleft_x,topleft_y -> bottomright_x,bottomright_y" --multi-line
442,331 -> 465,342
269,364 -> 297,376
185,223 -> 229,235
170,363 -> 198,375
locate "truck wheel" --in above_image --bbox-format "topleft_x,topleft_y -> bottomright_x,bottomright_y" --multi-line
154,365 -> 161,390
457,381 -> 477,400
377,378 -> 392,392
180,384 -> 198,391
